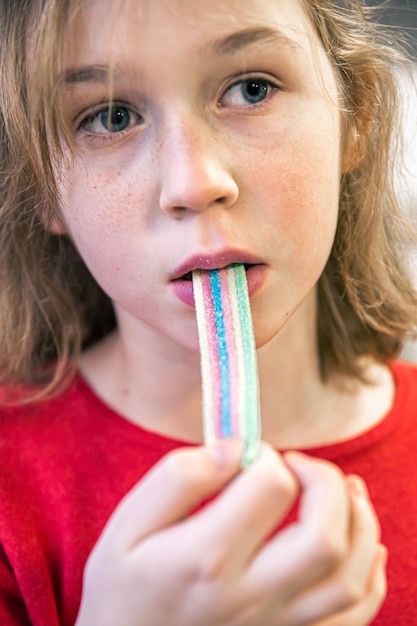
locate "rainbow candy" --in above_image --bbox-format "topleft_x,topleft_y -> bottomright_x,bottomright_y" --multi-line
192,263 -> 261,467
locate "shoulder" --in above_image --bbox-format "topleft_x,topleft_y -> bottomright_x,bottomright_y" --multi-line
367,359 -> 417,448
0,373 -> 87,432
391,357 -> 417,379
0,371 -> 174,484
390,359 -> 417,414
0,374 -> 102,479
371,361 -> 417,622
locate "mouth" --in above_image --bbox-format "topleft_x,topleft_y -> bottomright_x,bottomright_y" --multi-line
171,250 -> 265,283
179,263 -> 255,282
171,257 -> 268,307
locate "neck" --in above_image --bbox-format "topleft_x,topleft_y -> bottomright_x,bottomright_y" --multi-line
79,297 -> 394,449
257,327 -> 394,448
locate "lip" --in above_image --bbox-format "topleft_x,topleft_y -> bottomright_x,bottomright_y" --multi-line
171,249 -> 265,281
170,249 -> 268,307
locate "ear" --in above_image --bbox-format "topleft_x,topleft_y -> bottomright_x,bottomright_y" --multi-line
341,71 -> 376,174
341,119 -> 370,173
46,215 -> 67,235
37,204 -> 68,235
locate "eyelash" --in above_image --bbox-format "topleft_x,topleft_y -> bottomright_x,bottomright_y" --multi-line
75,76 -> 279,142
219,76 -> 279,109
77,102 -> 143,139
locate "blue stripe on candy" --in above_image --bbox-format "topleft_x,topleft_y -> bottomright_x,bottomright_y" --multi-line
210,270 -> 232,437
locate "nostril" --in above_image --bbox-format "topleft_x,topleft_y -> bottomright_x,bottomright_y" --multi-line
216,196 -> 229,205
170,205 -> 188,219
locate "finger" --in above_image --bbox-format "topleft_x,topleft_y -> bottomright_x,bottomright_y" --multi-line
283,474 -> 382,623
188,443 -> 298,574
244,452 -> 351,596
314,544 -> 388,626
101,439 -> 244,549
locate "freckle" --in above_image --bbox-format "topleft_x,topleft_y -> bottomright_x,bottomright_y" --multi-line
122,388 -> 130,397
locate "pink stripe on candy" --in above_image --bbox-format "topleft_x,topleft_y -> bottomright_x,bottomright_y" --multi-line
201,271 -> 222,439
219,269 -> 239,437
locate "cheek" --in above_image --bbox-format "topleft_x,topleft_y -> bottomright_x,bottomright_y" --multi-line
249,144 -> 340,249
245,147 -> 340,345
242,124 -> 341,324
57,168 -> 154,295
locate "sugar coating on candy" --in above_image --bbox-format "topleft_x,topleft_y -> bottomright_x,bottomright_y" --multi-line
192,263 -> 261,466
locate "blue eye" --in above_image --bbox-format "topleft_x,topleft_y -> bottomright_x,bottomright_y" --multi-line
101,106 -> 131,132
80,105 -> 141,135
221,78 -> 275,107
240,80 -> 269,103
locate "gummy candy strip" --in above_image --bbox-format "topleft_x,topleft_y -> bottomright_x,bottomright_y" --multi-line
192,263 -> 261,466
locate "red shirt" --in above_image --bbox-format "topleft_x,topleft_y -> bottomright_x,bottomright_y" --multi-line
0,360 -> 416,625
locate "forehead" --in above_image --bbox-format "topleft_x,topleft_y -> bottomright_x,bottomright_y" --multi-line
61,0 -> 320,66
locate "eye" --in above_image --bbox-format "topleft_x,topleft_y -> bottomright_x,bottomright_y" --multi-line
220,78 -> 277,108
78,104 -> 143,135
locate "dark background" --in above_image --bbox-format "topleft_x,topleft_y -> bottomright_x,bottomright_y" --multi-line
370,0 -> 417,50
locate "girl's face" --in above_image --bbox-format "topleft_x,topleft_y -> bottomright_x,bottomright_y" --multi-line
56,0 -> 342,352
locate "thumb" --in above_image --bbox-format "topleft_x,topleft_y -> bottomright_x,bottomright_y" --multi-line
102,439 -> 244,550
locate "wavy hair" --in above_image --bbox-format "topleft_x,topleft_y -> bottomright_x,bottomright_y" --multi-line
0,0 -> 416,400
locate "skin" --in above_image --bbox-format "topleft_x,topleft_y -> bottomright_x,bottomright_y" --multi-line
53,0 -> 389,622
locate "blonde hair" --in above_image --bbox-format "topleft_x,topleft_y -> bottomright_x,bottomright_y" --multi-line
0,0 -> 416,400
304,0 -> 417,378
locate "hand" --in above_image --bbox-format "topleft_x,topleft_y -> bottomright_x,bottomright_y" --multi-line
75,442 -> 386,626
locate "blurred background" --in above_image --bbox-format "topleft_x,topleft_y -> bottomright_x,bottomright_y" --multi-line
371,0 -> 417,46
367,0 -> 417,36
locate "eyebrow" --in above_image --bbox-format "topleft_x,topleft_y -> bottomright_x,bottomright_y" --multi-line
206,26 -> 299,57
59,26 -> 299,86
59,65 -> 115,85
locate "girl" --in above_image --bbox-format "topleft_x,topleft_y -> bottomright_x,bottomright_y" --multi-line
0,0 -> 416,624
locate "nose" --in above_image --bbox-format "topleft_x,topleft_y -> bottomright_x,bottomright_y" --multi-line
158,119 -> 239,218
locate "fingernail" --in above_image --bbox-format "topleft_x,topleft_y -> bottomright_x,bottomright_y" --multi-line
379,544 -> 389,567
207,438 -> 245,469
283,450 -> 310,468
348,475 -> 368,498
